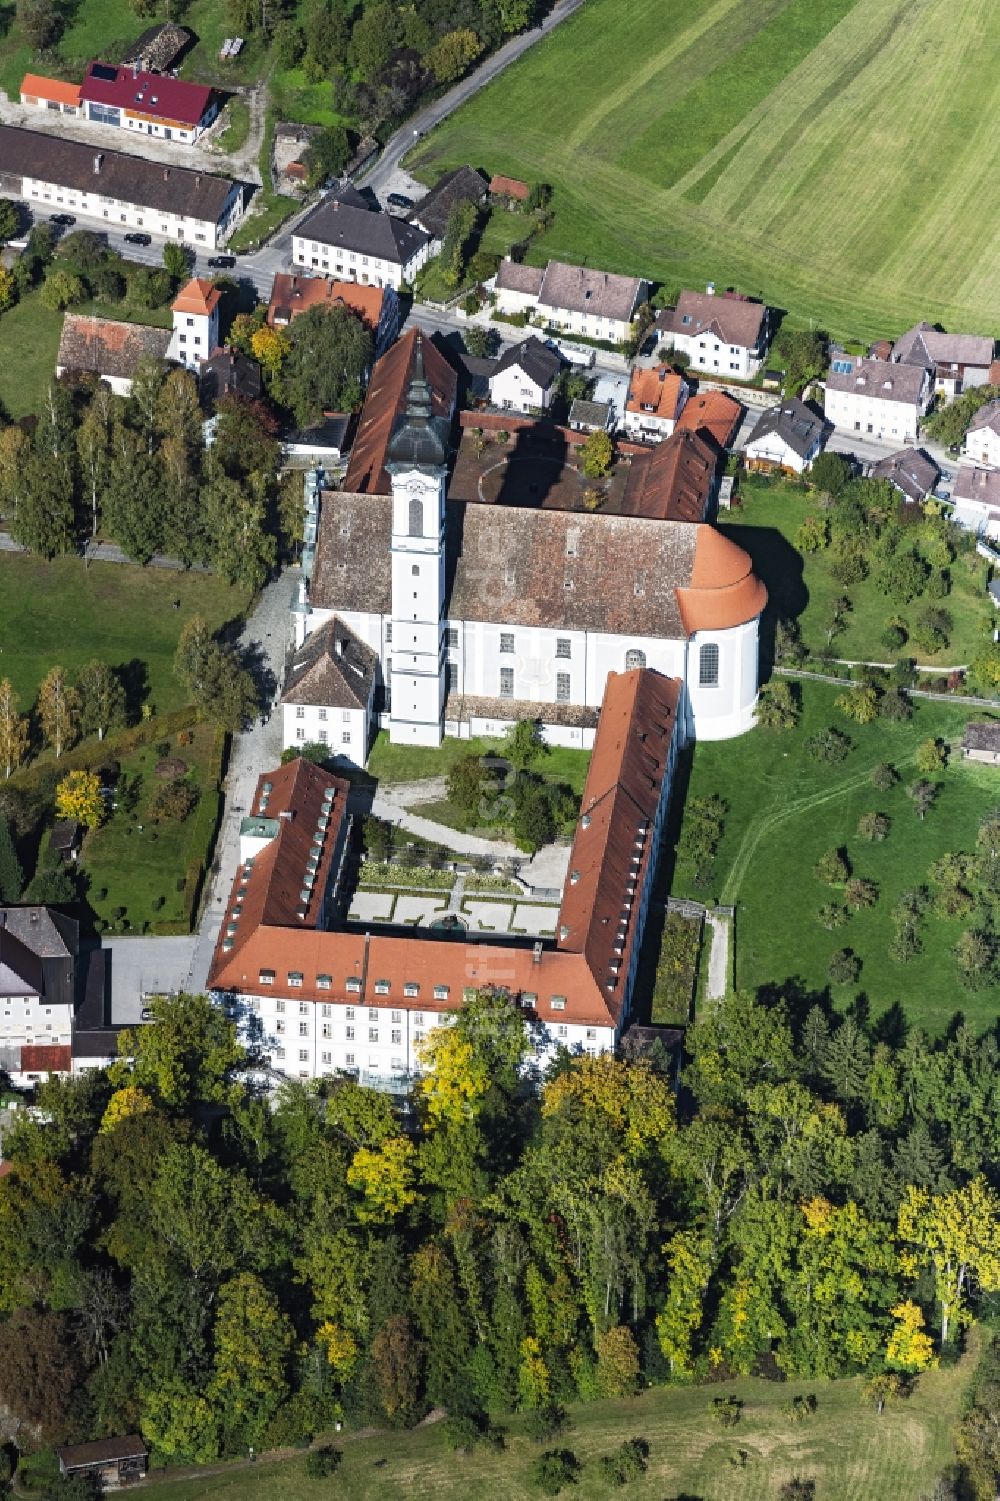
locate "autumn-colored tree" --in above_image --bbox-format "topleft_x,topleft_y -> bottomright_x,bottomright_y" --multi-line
595,1325 -> 640,1397
250,323 -> 290,378
99,1084 -> 154,1136
209,1272 -> 293,1445
426,27 -> 483,83
885,1299 -> 936,1372
416,1026 -> 491,1127
370,1313 -> 425,1426
656,1230 -> 713,1377
916,737 -> 948,775
0,677 -> 30,778
346,1134 -> 417,1221
580,428 -> 613,479
836,684 -> 880,724
898,1177 -> 1000,1342
55,768 -> 105,827
36,665 -> 79,759
0,266 -> 16,315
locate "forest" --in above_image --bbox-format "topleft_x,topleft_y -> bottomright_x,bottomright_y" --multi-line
3,986 -> 1000,1498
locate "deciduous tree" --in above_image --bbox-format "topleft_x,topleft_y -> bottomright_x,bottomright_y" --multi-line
55,769 -> 104,827
37,665 -> 79,758
0,678 -> 29,779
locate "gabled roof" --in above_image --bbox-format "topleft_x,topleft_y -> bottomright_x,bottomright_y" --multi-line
674,389 -> 742,448
538,260 -> 643,323
57,314 -> 172,381
342,327 -> 456,495
0,928 -> 43,996
568,398 -> 611,429
626,366 -> 686,421
490,174 -> 530,200
952,466 -> 1000,510
19,1044 -> 72,1073
0,125 -> 237,221
57,1436 -> 148,1471
282,616 -> 377,710
967,399 -> 1000,437
122,23 -> 192,71
495,259 -> 545,297
825,355 -> 928,406
963,721 -> 1000,753
745,396 -> 825,460
491,335 -> 563,390
267,273 -> 385,330
667,289 -> 768,349
199,348 -> 261,403
20,74 -> 81,108
81,60 -> 213,127
621,428 -> 718,522
296,190 -> 430,266
172,278 -> 220,316
871,446 -> 940,503
892,322 -> 994,371
409,166 -> 487,239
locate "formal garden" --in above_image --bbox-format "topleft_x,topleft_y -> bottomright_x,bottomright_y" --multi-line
671,677 -> 999,1032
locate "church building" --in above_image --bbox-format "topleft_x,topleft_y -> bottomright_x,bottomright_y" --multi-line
284,329 -> 767,758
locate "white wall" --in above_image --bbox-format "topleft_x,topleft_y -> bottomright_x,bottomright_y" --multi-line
744,433 -> 816,474
671,329 -> 764,380
291,234 -> 430,290
964,425 -> 1000,468
282,701 -> 368,761
685,618 -> 760,740
489,364 -> 550,412
20,171 -> 240,248
824,386 -> 927,444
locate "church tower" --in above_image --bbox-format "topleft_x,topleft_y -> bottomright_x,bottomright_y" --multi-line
385,339 -> 450,746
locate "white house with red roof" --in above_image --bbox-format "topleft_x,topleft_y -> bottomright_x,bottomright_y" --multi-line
166,278 -> 221,370
80,60 -> 218,142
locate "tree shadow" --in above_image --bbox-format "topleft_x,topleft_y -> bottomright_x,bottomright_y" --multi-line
872,1000 -> 908,1048
238,640 -> 276,713
115,658 -> 149,722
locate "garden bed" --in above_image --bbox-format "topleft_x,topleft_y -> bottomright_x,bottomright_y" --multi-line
650,909 -> 703,1025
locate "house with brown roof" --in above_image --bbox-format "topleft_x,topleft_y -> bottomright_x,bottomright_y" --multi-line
964,399 -> 1000,469
295,341 -> 766,748
57,1437 -> 148,1488
408,165 -> 487,245
623,365 -> 689,441
199,347 -> 262,405
871,446 -> 940,504
891,322 -> 995,400
962,721 -> 1000,766
674,388 -> 743,450
267,272 -> 400,358
824,355 -> 931,444
743,397 -> 826,475
0,907 -> 79,1088
658,287 -> 771,380
210,670 -> 681,1087
56,313 -> 172,395
281,616 -> 378,762
493,257 -> 647,345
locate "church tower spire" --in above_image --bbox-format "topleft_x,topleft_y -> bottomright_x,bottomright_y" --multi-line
386,335 -> 450,747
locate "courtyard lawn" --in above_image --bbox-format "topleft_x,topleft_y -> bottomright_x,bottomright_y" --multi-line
367,730 -> 590,795
128,1336 -> 975,1501
411,0 -> 1000,341
215,96 -> 251,154
0,293 -> 64,421
672,679 -> 995,1033
82,721 -> 223,933
726,478 -> 993,670
0,553 -> 250,713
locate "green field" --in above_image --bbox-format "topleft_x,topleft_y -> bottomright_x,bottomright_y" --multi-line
727,479 -> 994,668
0,553 -> 250,714
367,730 -> 590,792
412,0 -> 1000,341
673,679 -> 997,1031
126,1342 -> 974,1501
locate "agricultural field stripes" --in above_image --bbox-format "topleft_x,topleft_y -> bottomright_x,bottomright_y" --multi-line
413,0 -> 1000,340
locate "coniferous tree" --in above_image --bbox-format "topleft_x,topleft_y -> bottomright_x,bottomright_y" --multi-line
0,816 -> 23,901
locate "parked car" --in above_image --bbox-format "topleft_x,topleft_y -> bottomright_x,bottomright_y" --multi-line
386,193 -> 413,210
208,254 -> 236,268
49,213 -> 75,226
124,231 -> 151,246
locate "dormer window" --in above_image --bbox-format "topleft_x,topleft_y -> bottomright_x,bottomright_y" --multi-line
550,996 -> 566,1011
258,970 -> 275,985
346,977 -> 361,993
374,980 -> 390,995
404,982 -> 419,997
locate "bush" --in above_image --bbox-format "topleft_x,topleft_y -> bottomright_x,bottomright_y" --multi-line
525,1403 -> 569,1444
304,1445 -> 341,1479
828,948 -> 861,985
148,780 -> 198,823
783,1394 -> 817,1422
531,1449 -> 580,1495
597,1437 -> 650,1486
805,727 -> 852,763
709,1396 -> 742,1428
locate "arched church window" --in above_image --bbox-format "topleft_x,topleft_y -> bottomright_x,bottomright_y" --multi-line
411,564 -> 420,577
699,642 -> 720,686
408,497 -> 423,537
624,648 -> 646,671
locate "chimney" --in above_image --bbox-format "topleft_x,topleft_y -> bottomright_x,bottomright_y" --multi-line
279,809 -> 295,821
706,281 -> 715,296
163,168 -> 169,180
93,153 -> 102,174
334,636 -> 344,658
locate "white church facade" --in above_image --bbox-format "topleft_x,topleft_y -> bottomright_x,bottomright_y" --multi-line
283,335 -> 767,760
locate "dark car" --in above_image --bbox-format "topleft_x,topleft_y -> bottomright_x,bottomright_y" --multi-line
208,254 -> 236,268
124,231 -> 151,246
49,213 -> 76,226
386,192 -> 413,210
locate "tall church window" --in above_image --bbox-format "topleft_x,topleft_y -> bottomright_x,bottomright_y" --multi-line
624,648 -> 646,670
699,642 -> 720,686
411,564 -> 419,577
408,497 -> 422,537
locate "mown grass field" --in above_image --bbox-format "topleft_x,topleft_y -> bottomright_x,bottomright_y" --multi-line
673,680 -> 997,1032
412,0 -> 1000,341
128,1341 -> 975,1501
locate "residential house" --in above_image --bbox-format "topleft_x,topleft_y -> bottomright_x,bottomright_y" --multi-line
0,125 -> 244,247
267,272 -> 400,360
891,322 -> 995,399
494,257 -> 647,346
166,277 -> 220,370
823,356 -> 931,444
19,74 -> 82,116
658,288 -> 770,380
56,313 -> 172,396
743,397 -> 826,475
488,336 -> 564,413
675,389 -> 743,450
281,616 -> 378,763
199,347 -> 262,405
623,365 -> 689,441
567,397 -> 613,433
291,186 -> 432,290
210,669 -> 681,1086
0,907 -> 78,1089
962,722 -> 1000,766
79,60 -> 217,142
964,400 -> 1000,468
56,1438 -> 148,1488
871,446 -> 940,504
408,166 -> 487,248
950,466 -> 1000,540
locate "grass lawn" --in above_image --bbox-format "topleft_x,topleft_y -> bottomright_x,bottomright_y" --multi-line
215,96 -> 251,154
727,478 -> 994,669
478,206 -> 534,259
82,722 -> 222,932
228,190 -> 298,251
0,553 -> 250,712
0,293 -> 64,420
131,1338 -> 975,1500
270,66 -> 343,127
672,679 -> 997,1032
412,0 -> 1000,341
367,730 -> 590,795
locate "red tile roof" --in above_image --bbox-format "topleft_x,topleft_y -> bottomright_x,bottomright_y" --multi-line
20,74 -> 82,108
676,527 -> 768,633
626,366 -> 686,420
674,389 -> 743,449
19,1044 -> 72,1074
267,273 -> 385,331
81,60 -> 213,127
490,174 -> 530,200
621,429 -> 718,523
172,278 -> 220,316
342,327 -> 457,495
